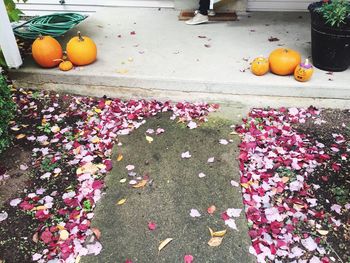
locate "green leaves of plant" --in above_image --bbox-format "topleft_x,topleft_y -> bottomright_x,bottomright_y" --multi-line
4,0 -> 25,22
318,0 -> 350,27
0,74 -> 16,153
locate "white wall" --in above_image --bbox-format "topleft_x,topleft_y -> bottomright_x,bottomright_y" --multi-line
247,0 -> 313,11
17,0 -> 174,15
174,0 -> 247,12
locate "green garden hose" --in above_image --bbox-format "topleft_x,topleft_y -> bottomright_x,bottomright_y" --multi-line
13,13 -> 88,40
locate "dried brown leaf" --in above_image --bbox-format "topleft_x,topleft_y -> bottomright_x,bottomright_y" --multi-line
117,153 -> 123,162
207,237 -> 223,247
158,238 -> 173,252
92,227 -> 101,239
132,179 -> 148,188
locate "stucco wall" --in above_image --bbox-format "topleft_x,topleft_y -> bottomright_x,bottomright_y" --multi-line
174,0 -> 247,12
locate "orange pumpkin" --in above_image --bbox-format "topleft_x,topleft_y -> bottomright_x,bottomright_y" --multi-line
269,48 -> 301,76
59,60 -> 73,71
294,59 -> 314,82
32,35 -> 63,68
251,56 -> 269,76
66,31 -> 97,66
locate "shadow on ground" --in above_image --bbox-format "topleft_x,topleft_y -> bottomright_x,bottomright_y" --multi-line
82,113 -> 254,263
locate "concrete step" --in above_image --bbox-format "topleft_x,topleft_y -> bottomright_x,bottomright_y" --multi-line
10,8 -> 350,109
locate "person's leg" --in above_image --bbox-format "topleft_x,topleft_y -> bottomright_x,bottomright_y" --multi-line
199,0 -> 210,15
185,0 -> 210,25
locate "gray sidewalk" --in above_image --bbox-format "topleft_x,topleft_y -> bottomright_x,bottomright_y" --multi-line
82,113 -> 254,263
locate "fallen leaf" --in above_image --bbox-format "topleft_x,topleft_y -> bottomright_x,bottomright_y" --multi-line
76,163 -> 99,175
16,134 -> 26,139
198,172 -> 206,178
181,151 -> 191,159
117,153 -> 123,162
116,69 -> 129,74
117,198 -> 127,205
207,157 -> 215,163
187,121 -> 197,129
226,208 -> 242,218
156,128 -> 165,135
59,230 -> 69,241
331,204 -> 342,214
9,198 -> 22,207
158,238 -> 173,252
281,176 -> 289,183
301,236 -> 318,251
208,227 -> 214,237
19,164 -> 28,171
148,222 -> 157,230
219,139 -> 229,145
184,254 -> 194,263
130,31 -> 136,35
230,180 -> 239,187
225,218 -> 238,230
92,227 -> 101,239
207,205 -> 216,215
32,253 -> 42,261
204,44 -> 211,48
132,179 -> 148,188
120,178 -> 127,183
126,165 -> 135,171
129,179 -> 137,185
208,237 -> 223,247
146,129 -> 154,134
51,125 -> 60,133
146,135 -> 154,143
198,35 -> 207,38
268,36 -> 280,42
212,229 -> 227,237
32,232 -> 39,243
190,209 -> 201,217
316,229 -> 329,235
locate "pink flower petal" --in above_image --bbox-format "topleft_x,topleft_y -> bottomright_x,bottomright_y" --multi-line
184,254 -> 194,263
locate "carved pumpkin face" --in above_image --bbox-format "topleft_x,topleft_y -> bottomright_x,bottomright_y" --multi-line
294,59 -> 314,82
251,56 -> 269,76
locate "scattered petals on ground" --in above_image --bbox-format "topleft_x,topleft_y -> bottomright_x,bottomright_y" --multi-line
0,89 -> 217,263
236,107 -> 349,262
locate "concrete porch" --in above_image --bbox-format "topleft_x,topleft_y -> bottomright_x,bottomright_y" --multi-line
10,7 -> 350,109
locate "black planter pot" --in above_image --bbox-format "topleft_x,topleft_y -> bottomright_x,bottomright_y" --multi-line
308,1 -> 350,72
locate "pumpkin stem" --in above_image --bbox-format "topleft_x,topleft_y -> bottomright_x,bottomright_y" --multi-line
77,31 -> 84,41
38,34 -> 44,40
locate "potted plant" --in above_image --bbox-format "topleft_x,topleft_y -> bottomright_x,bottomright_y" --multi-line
308,0 -> 350,71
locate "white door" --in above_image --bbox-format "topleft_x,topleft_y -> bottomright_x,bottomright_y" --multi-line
17,0 -> 174,16
247,0 -> 314,11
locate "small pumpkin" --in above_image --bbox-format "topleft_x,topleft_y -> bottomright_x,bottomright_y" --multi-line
251,56 -> 269,76
269,48 -> 301,76
58,60 -> 73,71
294,59 -> 314,82
32,35 -> 63,68
66,31 -> 97,66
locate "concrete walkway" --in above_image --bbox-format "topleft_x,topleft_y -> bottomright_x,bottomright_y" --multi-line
81,113 -> 254,263
10,8 -> 350,108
